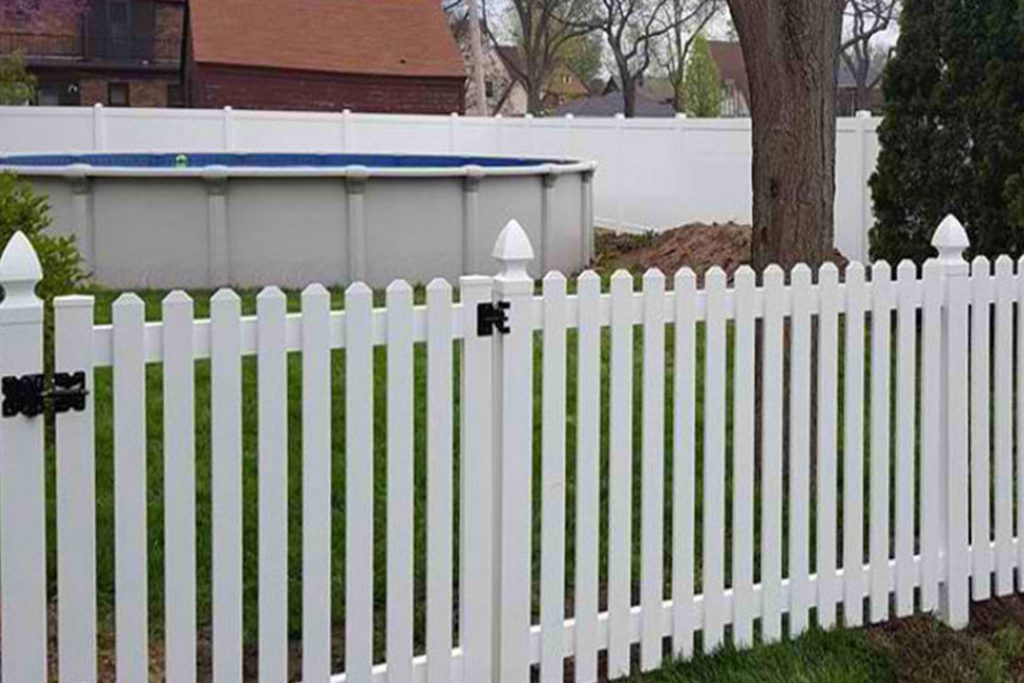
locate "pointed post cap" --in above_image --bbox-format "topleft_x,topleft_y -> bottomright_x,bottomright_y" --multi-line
0,231 -> 42,304
931,214 -> 969,265
493,219 -> 534,280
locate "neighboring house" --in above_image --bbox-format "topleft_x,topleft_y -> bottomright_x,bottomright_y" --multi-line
187,0 -> 466,114
553,90 -> 675,117
1,0 -> 187,107
707,41 -> 750,117
449,17 -> 527,115
706,40 -> 885,118
493,45 -> 589,114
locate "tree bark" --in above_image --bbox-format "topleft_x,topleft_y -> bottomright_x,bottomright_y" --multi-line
726,0 -> 844,271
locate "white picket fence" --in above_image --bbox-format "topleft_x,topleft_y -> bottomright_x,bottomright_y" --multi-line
0,214 -> 1016,682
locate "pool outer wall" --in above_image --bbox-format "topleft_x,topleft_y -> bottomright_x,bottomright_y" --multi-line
9,159 -> 596,289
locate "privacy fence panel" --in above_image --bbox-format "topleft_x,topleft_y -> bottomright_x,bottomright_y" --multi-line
0,214 -> 1016,683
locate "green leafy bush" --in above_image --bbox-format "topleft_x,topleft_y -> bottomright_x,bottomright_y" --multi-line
0,52 -> 36,106
0,172 -> 87,299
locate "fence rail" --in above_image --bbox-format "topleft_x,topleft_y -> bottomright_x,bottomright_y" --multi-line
0,214 -> 1013,682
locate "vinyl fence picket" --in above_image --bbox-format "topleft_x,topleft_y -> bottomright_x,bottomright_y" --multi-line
869,261 -> 892,624
345,282 -> 375,683
970,256 -> 993,601
1018,257 -> 1024,590
211,289 -> 243,683
426,279 -> 454,683
843,262 -> 868,627
301,284 -> 333,683
387,281 -> 415,683
113,293 -> 149,682
894,261 -> 917,617
761,266 -> 785,642
788,264 -> 812,636
55,296 -> 98,683
257,287 -> 289,683
920,261 -> 943,612
640,269 -> 665,671
458,275 -> 496,683
731,267 -> 756,645
541,272 -> 568,683
672,269 -> 697,659
162,291 -> 196,683
574,271 -> 602,682
607,270 -> 634,676
993,256 -> 1014,596
816,264 -> 841,630
702,268 -> 727,651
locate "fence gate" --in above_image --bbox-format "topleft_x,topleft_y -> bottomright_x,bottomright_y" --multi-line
0,214 -> 1016,683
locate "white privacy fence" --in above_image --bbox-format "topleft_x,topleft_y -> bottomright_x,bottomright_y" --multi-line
0,105 -> 881,261
0,214 -> 1011,683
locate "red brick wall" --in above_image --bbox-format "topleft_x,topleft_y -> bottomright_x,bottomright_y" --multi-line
190,64 -> 465,115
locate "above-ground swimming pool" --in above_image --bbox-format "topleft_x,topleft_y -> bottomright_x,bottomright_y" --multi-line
1,152 -> 596,289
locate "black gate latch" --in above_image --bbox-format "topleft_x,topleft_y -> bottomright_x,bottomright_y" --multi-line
477,301 -> 511,337
2,371 -> 88,418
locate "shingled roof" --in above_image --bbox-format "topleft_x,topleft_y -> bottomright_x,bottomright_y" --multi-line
189,0 -> 466,79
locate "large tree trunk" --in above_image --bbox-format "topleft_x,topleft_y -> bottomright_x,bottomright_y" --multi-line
726,0 -> 844,271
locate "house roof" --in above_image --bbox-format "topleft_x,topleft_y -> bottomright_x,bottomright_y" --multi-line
707,41 -> 749,103
553,91 -> 676,117
189,0 -> 466,79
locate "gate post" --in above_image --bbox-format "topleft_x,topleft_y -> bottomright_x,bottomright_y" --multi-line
491,220 -> 535,682
0,232 -> 47,682
932,214 -> 971,629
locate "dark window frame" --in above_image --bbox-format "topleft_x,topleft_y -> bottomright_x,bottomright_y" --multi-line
108,82 -> 130,107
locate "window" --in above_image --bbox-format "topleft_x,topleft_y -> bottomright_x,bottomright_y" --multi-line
485,80 -> 494,98
108,82 -> 130,107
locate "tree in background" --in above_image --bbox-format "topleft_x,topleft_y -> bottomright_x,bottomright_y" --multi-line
571,0 -> 717,117
870,0 -> 1024,262
0,53 -> 36,106
726,0 -> 844,270
482,0 -> 593,113
557,30 -> 604,86
662,0 -> 720,112
682,33 -> 721,116
840,0 -> 900,113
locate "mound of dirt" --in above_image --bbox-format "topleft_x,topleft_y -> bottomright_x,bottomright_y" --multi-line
594,223 -> 848,280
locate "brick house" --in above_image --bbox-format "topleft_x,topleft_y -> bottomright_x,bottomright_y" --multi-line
1,0 -> 186,107
186,0 -> 466,114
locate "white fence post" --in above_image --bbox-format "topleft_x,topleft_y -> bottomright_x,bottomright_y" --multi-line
92,102 -> 106,151
491,219 -> 535,682
222,106 -> 236,152
0,232 -> 47,683
932,214 -> 971,628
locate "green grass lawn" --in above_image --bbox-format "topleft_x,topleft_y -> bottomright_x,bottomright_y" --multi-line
628,598 -> 1024,683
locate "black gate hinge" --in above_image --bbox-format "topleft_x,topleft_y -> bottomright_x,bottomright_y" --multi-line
2,371 -> 88,418
477,301 -> 511,337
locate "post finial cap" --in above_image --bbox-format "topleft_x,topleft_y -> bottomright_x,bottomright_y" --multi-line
0,232 -> 42,304
931,214 -> 969,264
493,219 -> 534,280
